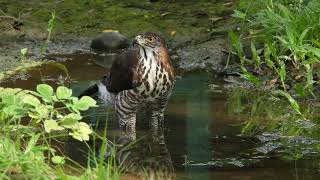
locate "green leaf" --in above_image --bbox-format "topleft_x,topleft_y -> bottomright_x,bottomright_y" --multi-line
48,11 -> 56,32
304,45 -> 320,58
52,156 -> 65,165
279,62 -> 286,82
35,105 -> 49,119
61,113 -> 82,128
299,27 -> 311,45
241,66 -> 261,86
44,120 -> 64,133
231,10 -> 246,19
69,122 -> 92,141
3,105 -> 15,115
20,48 -> 28,57
294,83 -> 306,97
228,31 -> 245,65
36,84 -> 54,102
264,43 -> 275,69
22,95 -> 41,107
304,64 -> 314,91
73,96 -> 97,111
56,86 -> 72,100
251,42 -> 261,68
25,134 -> 40,154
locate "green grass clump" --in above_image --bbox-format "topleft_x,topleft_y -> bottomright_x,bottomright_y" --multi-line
229,0 -> 320,95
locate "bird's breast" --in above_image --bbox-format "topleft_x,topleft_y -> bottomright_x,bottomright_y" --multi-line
135,55 -> 174,101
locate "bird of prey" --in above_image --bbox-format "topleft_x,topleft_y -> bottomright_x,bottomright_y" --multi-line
80,32 -> 175,139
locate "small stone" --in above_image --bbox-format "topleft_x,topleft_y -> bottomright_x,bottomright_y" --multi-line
90,30 -> 130,52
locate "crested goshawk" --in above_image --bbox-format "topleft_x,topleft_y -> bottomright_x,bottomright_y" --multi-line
80,32 -> 175,138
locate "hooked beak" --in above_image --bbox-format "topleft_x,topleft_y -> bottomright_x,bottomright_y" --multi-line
133,35 -> 145,47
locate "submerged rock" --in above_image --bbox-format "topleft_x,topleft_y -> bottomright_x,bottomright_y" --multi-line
90,31 -> 130,52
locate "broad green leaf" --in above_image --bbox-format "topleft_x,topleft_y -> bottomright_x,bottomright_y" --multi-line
2,95 -> 16,106
35,105 -> 49,119
69,122 -> 92,141
61,113 -> 82,128
56,86 -> 72,100
22,95 -> 41,107
52,156 -> 65,165
73,96 -> 97,111
44,120 -> 64,133
36,84 -> 54,102
3,105 -> 20,116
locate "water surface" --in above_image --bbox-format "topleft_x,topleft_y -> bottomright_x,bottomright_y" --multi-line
1,54 -> 320,180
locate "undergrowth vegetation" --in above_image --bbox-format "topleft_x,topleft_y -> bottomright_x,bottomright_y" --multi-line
0,85 -> 122,179
229,0 -> 320,161
230,0 -> 320,95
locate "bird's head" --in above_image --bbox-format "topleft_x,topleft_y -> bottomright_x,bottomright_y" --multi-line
133,32 -> 166,50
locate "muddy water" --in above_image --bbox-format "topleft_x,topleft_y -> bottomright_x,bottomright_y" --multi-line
1,54 -> 320,179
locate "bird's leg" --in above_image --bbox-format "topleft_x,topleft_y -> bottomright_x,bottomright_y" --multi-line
150,96 -> 169,140
115,90 -> 140,142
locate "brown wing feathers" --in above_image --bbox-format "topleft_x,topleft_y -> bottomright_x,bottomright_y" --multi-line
103,48 -> 140,93
79,47 -> 139,98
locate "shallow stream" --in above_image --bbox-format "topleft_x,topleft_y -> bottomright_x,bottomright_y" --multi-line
1,54 -> 320,179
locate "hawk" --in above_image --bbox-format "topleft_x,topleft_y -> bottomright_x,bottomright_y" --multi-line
80,32 -> 175,139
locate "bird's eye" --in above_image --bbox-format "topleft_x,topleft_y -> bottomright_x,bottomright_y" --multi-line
147,36 -> 156,42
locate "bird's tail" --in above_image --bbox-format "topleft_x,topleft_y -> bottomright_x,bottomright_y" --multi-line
79,84 -> 98,98
79,82 -> 116,106
97,82 -> 116,105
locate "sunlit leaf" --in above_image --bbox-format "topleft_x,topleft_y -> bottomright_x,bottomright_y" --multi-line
56,86 -> 72,100
20,48 -> 28,57
36,84 -> 54,102
22,95 -> 41,107
69,122 -> 92,141
35,105 -> 49,119
51,156 -> 65,165
44,120 -> 64,133
61,113 -> 82,128
73,96 -> 97,111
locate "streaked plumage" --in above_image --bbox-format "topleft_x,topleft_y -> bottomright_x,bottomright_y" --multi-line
80,32 -> 175,139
